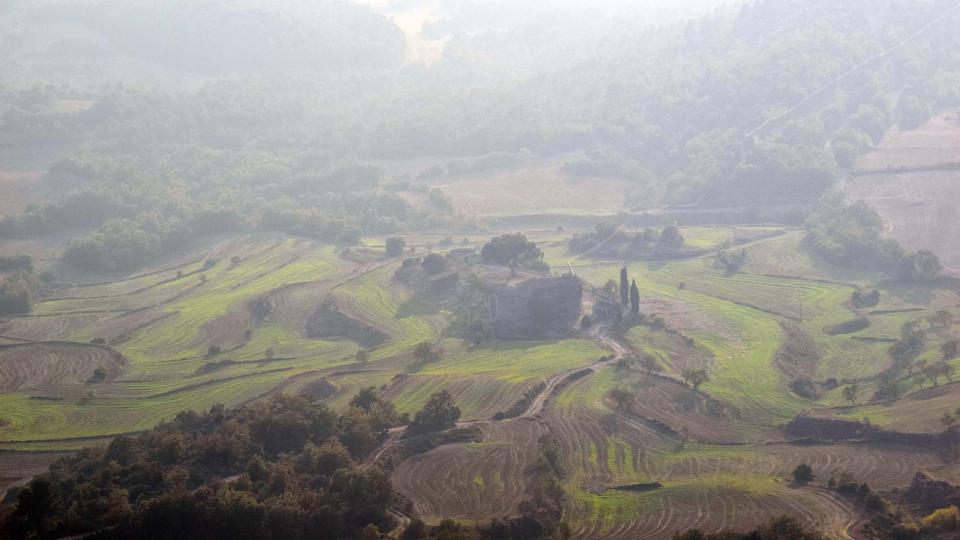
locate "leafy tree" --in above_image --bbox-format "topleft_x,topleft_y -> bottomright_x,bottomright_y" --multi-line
385,237 -> 406,257
356,350 -> 370,364
421,253 -> 448,275
943,339 -> 960,361
842,384 -> 860,406
88,366 -> 108,384
792,463 -> 814,484
629,279 -> 640,315
929,310 -> 955,329
608,387 -> 635,412
412,342 -> 442,365
640,354 -> 662,375
406,390 -> 461,435
682,368 -> 709,391
658,225 -> 684,251
898,250 -> 943,282
480,233 -> 543,276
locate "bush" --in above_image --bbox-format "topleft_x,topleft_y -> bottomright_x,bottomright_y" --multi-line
385,237 -> 406,257
921,506 -> 960,531
825,317 -> 870,335
421,253 -> 448,275
405,390 -> 460,435
792,463 -> 814,484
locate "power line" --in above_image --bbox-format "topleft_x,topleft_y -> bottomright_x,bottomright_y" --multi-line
746,0 -> 960,138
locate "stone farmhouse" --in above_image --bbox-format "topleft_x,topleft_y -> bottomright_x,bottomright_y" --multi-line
485,274 -> 582,339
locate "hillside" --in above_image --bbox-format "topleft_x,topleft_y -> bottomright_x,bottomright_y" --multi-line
3,1 -> 960,538
846,111 -> 960,275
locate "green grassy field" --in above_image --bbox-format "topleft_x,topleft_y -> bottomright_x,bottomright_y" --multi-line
2,226 -> 958,539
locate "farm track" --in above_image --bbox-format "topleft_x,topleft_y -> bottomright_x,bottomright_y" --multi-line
383,326 -> 625,534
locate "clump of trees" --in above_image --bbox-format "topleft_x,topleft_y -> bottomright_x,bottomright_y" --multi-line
674,515 -> 826,540
0,256 -> 46,315
480,233 -> 546,276
385,237 -> 406,257
608,387 -> 635,412
851,289 -> 880,309
682,368 -> 710,391
412,342 -> 443,366
897,250 -> 943,282
714,249 -> 748,273
0,392 -> 405,539
405,390 -> 461,435
805,194 -> 943,281
569,223 -> 686,260
805,194 -> 904,274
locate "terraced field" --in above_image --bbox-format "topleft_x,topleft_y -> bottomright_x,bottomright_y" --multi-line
0,342 -> 126,393
1,224 -> 957,537
847,111 -> 960,274
393,419 -> 548,522
548,367 -> 942,539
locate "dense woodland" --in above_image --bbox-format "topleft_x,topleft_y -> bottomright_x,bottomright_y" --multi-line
2,1 -> 960,272
0,389 -> 570,540
0,392 -> 404,539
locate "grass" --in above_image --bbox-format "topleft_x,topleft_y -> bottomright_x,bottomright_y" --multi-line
0,239 -> 374,447
387,338 -> 606,419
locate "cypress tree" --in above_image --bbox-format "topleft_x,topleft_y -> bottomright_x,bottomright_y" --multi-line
630,279 -> 640,314
619,266 -> 629,305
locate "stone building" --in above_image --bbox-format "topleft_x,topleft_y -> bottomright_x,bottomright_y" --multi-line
486,274 -> 582,339
592,294 -> 623,323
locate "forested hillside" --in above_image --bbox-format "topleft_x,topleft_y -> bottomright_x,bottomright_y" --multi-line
2,0 -> 959,266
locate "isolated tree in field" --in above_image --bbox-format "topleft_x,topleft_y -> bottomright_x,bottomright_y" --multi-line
88,366 -> 108,384
480,233 -> 543,276
658,225 -> 684,251
911,359 -> 927,378
385,237 -> 405,257
640,354 -> 662,375
421,253 -> 448,275
608,387 -> 634,412
842,384 -> 860,405
929,310 -> 954,329
349,386 -> 380,412
355,349 -> 369,364
619,266 -> 629,305
939,361 -> 955,382
630,279 -> 640,314
898,250 -> 942,281
943,339 -> 960,361
792,463 -> 814,484
407,390 -> 461,434
682,368 -> 709,391
413,341 -> 442,364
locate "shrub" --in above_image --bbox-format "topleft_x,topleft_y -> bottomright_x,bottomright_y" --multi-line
792,463 -> 814,484
921,506 -> 960,531
385,237 -> 406,257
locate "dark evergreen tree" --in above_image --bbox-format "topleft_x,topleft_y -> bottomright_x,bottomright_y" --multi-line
619,267 -> 629,305
630,279 -> 640,314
